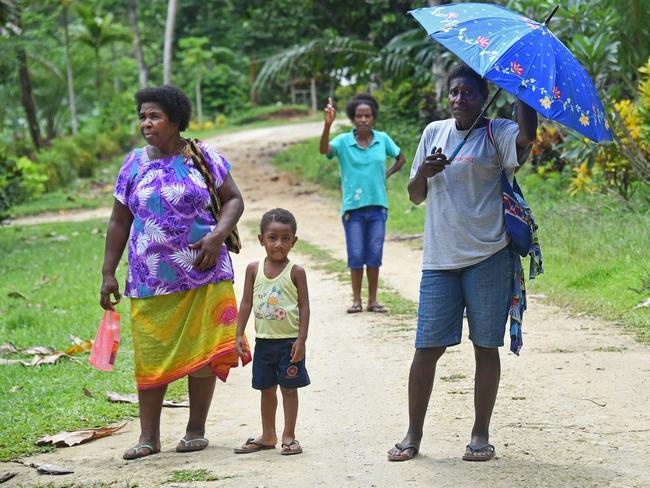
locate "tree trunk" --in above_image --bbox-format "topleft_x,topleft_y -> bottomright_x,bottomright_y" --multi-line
17,48 -> 42,149
163,0 -> 178,85
127,0 -> 148,88
45,111 -> 56,143
95,46 -> 101,91
62,5 -> 78,135
290,82 -> 296,104
111,43 -> 121,93
195,76 -> 203,124
310,78 -> 317,112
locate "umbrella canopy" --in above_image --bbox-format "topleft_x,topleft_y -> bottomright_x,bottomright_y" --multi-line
410,3 -> 613,143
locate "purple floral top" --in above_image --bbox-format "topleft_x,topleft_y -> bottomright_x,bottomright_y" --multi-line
114,142 -> 234,298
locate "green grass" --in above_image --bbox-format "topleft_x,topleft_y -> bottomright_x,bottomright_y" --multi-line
0,220 -> 184,461
165,469 -> 229,483
271,137 -> 650,341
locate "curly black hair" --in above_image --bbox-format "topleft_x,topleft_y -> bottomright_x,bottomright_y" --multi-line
447,64 -> 489,99
260,208 -> 297,234
135,85 -> 192,132
345,93 -> 379,120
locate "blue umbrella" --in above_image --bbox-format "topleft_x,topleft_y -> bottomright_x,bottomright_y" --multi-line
410,2 -> 613,158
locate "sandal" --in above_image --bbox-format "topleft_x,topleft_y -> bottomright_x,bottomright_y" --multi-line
280,440 -> 303,455
176,437 -> 209,453
347,304 -> 363,314
234,437 -> 276,454
122,443 -> 160,460
366,303 -> 388,313
462,443 -> 495,461
387,443 -> 418,462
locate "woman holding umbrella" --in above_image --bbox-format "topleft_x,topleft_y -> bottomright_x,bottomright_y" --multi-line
387,64 -> 538,462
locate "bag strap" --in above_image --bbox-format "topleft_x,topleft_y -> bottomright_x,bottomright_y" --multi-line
486,119 -> 504,172
183,138 -> 221,225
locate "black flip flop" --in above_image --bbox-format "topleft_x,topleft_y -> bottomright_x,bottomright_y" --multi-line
234,437 -> 276,454
387,443 -> 418,462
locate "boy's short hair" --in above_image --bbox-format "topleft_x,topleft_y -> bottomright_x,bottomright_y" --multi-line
447,64 -> 489,99
346,93 -> 379,120
260,208 -> 297,234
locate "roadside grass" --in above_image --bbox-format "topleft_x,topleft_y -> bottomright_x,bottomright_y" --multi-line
165,469 -> 230,483
271,137 -> 650,341
9,114 -> 320,219
0,220 -> 184,461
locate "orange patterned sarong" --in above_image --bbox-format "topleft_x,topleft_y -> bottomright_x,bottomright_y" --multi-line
130,281 -> 251,390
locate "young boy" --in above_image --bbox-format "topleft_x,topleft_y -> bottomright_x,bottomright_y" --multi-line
234,208 -> 310,456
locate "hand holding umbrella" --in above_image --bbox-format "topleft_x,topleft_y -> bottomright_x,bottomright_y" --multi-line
410,2 -> 612,162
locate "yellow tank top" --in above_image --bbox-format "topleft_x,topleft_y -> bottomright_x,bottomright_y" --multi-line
253,260 -> 299,339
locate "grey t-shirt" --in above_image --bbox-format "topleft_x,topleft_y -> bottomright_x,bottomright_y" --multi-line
409,118 -> 520,270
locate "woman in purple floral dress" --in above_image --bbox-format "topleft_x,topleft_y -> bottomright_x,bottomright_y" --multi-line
100,85 -> 251,460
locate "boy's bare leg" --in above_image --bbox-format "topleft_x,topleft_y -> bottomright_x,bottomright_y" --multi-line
259,386 -> 279,445
350,268 -> 363,308
280,386 -> 302,453
388,347 -> 446,460
236,386 -> 278,451
182,375 -> 216,442
470,345 -> 500,447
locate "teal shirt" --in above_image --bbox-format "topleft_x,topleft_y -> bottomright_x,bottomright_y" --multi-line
327,129 -> 401,214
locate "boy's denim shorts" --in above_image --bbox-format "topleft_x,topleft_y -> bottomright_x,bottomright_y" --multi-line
252,338 -> 310,390
342,205 -> 387,269
415,246 -> 513,349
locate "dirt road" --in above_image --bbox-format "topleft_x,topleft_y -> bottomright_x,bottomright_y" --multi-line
4,122 -> 649,487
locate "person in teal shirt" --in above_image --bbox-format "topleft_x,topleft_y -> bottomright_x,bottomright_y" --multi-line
319,94 -> 406,313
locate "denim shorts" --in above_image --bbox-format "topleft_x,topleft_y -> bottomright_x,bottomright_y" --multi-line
252,338 -> 310,390
342,205 -> 387,269
415,246 -> 513,349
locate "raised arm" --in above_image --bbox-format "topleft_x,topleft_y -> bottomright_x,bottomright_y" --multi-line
100,199 -> 134,310
319,97 -> 336,155
515,99 -> 538,159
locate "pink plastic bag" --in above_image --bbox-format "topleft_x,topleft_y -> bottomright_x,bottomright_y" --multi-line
88,310 -> 121,371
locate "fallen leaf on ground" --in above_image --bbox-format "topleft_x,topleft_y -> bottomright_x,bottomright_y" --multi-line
107,391 -> 189,408
21,352 -> 72,367
9,385 -> 22,393
107,391 -> 138,404
0,472 -> 17,483
22,461 -> 74,475
65,336 -> 93,355
7,291 -> 26,300
0,359 -> 23,366
36,421 -> 127,447
0,343 -> 18,354
83,387 -> 94,397
22,346 -> 56,355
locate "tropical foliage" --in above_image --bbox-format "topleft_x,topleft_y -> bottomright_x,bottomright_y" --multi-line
1,0 -> 648,219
